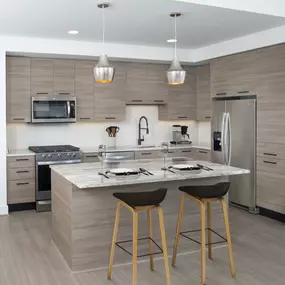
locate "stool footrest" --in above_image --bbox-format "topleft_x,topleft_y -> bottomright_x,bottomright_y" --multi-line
180,228 -> 227,246
115,237 -> 163,258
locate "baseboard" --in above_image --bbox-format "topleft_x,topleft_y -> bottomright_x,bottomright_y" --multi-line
0,205 -> 8,215
259,207 -> 285,223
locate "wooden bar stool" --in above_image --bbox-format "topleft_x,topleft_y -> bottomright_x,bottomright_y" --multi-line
107,188 -> 171,285
172,182 -> 236,285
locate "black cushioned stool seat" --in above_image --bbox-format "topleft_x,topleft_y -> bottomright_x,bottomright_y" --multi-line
113,188 -> 167,208
179,182 -> 230,199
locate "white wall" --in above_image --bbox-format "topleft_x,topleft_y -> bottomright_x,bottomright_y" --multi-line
198,121 -> 211,148
7,106 -> 198,150
0,50 -> 7,215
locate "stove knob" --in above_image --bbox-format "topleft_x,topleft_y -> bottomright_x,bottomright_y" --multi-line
72,153 -> 76,158
41,154 -> 46,159
57,154 -> 62,158
67,153 -> 71,157
48,154 -> 52,159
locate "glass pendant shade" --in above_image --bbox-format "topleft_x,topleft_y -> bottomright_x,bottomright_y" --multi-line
93,54 -> 115,83
167,57 -> 186,85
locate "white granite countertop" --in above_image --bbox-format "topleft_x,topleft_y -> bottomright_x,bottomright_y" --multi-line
6,144 -> 211,157
7,149 -> 35,157
81,144 -> 211,153
50,158 -> 250,189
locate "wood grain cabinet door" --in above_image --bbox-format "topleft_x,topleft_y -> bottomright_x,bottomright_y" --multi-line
6,57 -> 31,123
125,63 -> 168,104
75,60 -> 95,121
94,62 -> 126,121
159,66 -> 196,120
196,64 -> 211,121
31,58 -> 54,96
53,59 -> 75,96
211,50 -> 261,97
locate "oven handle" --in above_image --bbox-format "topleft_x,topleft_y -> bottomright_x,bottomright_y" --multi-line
37,159 -> 82,166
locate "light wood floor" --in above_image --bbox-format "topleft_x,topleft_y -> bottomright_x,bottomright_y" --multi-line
0,207 -> 285,285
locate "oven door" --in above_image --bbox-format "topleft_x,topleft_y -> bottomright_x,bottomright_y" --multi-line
32,97 -> 76,123
36,160 -> 81,201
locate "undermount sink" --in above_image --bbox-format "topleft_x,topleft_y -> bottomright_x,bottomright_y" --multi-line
137,145 -> 156,148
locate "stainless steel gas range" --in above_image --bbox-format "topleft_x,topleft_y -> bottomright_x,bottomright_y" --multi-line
28,145 -> 82,212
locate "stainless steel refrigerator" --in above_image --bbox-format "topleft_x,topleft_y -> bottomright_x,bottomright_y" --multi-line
211,95 -> 258,213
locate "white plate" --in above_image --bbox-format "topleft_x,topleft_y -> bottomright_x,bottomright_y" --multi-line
171,164 -> 195,170
109,168 -> 137,174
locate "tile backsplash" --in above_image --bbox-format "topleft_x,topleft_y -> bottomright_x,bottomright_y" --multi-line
7,106 -> 203,150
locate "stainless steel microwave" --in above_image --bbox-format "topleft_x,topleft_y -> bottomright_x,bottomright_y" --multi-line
31,96 -> 76,123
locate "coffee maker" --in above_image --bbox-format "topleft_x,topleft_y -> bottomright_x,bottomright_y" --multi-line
171,125 -> 192,144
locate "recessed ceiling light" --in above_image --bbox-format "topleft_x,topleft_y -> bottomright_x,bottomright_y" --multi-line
167,39 -> 177,43
68,30 -> 79,35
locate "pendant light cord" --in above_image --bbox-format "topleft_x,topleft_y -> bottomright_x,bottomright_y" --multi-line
174,13 -> 177,58
102,5 -> 105,51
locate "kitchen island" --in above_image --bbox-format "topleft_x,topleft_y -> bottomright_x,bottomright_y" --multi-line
50,158 -> 249,272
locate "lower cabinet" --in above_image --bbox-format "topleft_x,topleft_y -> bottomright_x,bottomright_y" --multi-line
135,150 -> 163,160
83,152 -> 100,163
193,148 -> 211,161
7,156 -> 36,204
257,156 -> 285,214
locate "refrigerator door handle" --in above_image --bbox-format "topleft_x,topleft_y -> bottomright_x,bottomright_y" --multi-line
224,113 -> 229,165
228,112 -> 232,165
221,112 -> 227,165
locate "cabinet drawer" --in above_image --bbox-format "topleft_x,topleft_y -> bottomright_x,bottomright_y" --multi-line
257,142 -> 285,160
7,156 -> 35,168
135,150 -> 163,160
83,153 -> 100,163
194,148 -> 211,161
167,148 -> 193,158
8,167 -> 35,181
7,179 -> 36,204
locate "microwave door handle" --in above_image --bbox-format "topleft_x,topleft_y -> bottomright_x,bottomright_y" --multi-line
67,101 -> 71,118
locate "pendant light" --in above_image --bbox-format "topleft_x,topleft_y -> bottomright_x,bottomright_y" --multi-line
94,3 -> 115,83
167,12 -> 186,85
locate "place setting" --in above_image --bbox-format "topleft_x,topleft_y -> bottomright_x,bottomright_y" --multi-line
98,167 -> 155,180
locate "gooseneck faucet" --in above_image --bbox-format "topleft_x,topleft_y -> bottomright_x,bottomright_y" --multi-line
138,116 -> 149,145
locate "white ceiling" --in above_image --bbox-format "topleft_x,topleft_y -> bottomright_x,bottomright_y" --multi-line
1,0 -> 285,49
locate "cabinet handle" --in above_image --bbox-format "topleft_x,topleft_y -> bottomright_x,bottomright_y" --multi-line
37,92 -> 49,95
80,117 -> 91,120
59,93 -> 70,95
17,182 -> 29,186
205,116 -> 211,119
238,91 -> 250,94
13,118 -> 25,121
263,153 -> 277,157
105,117 -> 116,120
182,150 -> 192,153
178,116 -> 187,119
263,161 -> 277,165
16,158 -> 29,161
132,100 -> 143,102
216,92 -> 227,96
16,170 -> 29,173
141,152 -> 152,155
168,151 -> 174,154
154,100 -> 164,103
85,155 -> 98,158
199,151 -> 208,154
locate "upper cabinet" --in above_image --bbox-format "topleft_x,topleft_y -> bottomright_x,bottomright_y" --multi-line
53,59 -> 75,96
196,64 -> 211,121
6,57 -> 31,123
125,63 -> 168,105
75,60 -> 95,121
94,62 -> 126,121
159,66 -> 196,120
31,58 -> 54,96
211,51 -> 261,97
